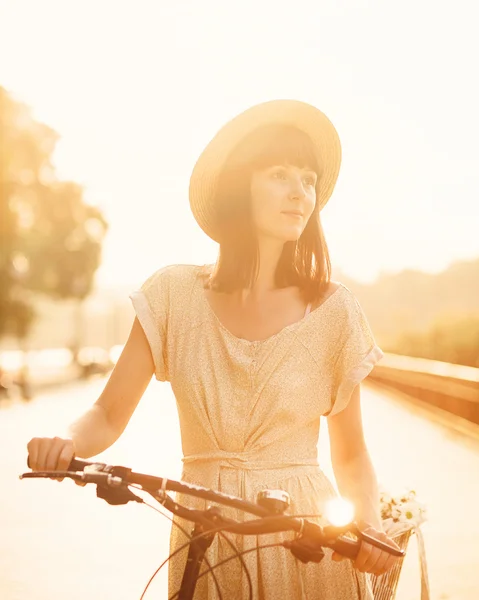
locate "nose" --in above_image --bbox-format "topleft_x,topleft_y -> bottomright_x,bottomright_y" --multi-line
289,176 -> 306,200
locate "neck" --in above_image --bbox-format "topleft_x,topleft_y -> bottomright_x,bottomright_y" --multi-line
241,238 -> 285,302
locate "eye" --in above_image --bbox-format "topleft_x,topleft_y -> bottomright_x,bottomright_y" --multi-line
303,174 -> 317,186
271,168 -> 287,180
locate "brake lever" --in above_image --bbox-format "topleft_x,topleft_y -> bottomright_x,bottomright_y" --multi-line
356,527 -> 405,557
20,469 -> 143,506
74,467 -> 143,506
20,471 -> 84,481
20,468 -> 122,486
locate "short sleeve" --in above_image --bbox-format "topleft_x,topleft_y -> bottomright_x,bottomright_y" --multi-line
129,266 -> 171,382
326,292 -> 383,416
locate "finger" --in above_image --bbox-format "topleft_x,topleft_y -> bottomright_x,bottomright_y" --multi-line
370,531 -> 401,575
357,527 -> 392,568
45,438 -> 66,471
371,532 -> 401,574
363,546 -> 383,574
27,438 -> 40,471
36,438 -> 52,472
353,540 -> 372,571
57,440 -> 75,472
51,439 -> 75,482
355,542 -> 381,573
370,550 -> 390,575
382,553 -> 401,575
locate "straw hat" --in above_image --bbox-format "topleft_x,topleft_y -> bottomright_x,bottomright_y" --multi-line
189,99 -> 342,242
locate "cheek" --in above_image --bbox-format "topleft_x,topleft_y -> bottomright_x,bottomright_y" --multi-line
251,181 -> 282,221
306,190 -> 317,216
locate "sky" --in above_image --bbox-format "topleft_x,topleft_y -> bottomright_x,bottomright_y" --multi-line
0,0 -> 478,287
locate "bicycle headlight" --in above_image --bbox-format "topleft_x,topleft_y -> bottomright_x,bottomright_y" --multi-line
256,489 -> 291,514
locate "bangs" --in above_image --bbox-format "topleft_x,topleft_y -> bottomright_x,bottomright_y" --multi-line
224,124 -> 322,178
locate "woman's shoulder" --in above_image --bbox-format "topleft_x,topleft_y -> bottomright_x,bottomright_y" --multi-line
311,279 -> 345,311
328,280 -> 363,304
309,279 -> 367,325
326,279 -> 343,299
325,281 -> 375,336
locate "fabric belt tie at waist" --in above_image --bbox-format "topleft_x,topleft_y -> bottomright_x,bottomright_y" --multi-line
182,451 -> 318,471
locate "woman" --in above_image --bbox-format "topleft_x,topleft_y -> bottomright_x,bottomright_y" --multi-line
27,100 -> 400,599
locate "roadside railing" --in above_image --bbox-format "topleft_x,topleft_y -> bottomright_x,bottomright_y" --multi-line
370,353 -> 479,425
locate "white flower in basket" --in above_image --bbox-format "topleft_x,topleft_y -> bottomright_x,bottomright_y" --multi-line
380,487 -> 428,537
369,487 -> 430,600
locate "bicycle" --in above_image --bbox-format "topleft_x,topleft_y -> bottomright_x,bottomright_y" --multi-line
21,457 -> 406,600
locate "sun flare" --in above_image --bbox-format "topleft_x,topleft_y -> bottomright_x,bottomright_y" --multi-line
324,498 -> 355,527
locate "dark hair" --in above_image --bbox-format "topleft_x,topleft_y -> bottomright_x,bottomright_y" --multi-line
202,124 -> 332,304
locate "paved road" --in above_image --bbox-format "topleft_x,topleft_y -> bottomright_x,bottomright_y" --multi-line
1,376 -> 478,599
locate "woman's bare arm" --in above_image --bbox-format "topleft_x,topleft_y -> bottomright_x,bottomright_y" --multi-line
327,384 -> 383,530
67,317 -> 155,457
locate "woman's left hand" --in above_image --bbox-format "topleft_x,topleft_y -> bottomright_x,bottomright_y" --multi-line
331,525 -> 401,576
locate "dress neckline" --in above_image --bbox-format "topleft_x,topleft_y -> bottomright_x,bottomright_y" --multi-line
196,266 -> 344,345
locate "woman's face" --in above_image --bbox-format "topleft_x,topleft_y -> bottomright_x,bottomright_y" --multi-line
249,163 -> 317,242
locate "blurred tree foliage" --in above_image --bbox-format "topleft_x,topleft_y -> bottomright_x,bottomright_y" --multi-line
0,86 -> 108,343
388,313 -> 479,368
342,258 -> 479,368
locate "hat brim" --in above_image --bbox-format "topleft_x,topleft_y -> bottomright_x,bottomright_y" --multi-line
189,99 -> 342,242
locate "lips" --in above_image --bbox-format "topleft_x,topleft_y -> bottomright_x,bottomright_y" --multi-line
282,211 -> 303,217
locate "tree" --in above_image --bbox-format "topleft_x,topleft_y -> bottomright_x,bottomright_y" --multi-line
0,86 -> 108,346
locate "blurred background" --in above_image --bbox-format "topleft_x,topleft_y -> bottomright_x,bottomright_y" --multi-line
0,1 -> 478,599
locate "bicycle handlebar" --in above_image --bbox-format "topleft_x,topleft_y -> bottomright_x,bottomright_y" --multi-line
22,456 -> 405,561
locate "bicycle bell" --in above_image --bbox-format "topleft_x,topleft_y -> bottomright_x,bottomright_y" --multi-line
256,489 -> 290,514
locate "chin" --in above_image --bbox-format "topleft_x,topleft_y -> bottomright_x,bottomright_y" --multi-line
271,233 -> 302,245
283,233 -> 301,243
282,225 -> 304,242
261,225 -> 304,244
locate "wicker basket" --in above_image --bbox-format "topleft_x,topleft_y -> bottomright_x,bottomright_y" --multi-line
369,529 -> 413,600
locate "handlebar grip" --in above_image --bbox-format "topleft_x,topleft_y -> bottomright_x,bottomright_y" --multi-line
27,456 -> 95,471
331,536 -> 360,559
333,532 -> 405,559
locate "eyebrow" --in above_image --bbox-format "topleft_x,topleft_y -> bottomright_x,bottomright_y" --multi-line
297,167 -> 318,177
272,164 -> 317,174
